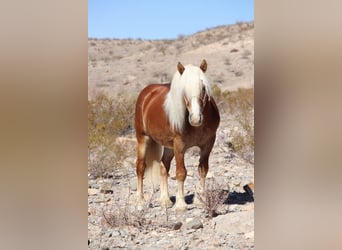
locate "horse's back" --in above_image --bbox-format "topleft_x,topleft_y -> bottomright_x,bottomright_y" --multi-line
137,83 -> 170,106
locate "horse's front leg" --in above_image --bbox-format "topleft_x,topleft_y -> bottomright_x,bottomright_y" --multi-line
194,136 -> 216,206
174,138 -> 187,211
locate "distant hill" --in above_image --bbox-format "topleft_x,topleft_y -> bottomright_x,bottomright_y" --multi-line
88,21 -> 254,98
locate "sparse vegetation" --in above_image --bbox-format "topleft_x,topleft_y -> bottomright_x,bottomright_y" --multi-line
88,92 -> 136,178
212,85 -> 254,163
102,191 -> 150,228
88,21 -> 254,249
102,190 -> 171,230
196,178 -> 230,218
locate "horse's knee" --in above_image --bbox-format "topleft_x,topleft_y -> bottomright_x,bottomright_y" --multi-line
176,168 -> 187,181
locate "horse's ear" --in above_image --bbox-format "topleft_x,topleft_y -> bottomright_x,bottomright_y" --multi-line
200,59 -> 207,73
177,62 -> 185,75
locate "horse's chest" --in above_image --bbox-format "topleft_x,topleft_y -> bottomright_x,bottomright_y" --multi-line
183,129 -> 210,147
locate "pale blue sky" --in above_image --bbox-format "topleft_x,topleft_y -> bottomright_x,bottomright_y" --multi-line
88,1 -> 254,39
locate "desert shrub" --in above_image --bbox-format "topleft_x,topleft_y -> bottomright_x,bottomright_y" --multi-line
102,196 -> 149,228
212,86 -> 254,163
196,178 -> 230,218
88,92 -> 136,178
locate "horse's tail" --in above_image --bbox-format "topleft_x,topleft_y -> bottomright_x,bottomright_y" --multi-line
144,140 -> 162,191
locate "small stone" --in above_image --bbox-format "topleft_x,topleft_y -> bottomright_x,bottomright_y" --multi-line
100,182 -> 113,194
110,230 -> 120,237
206,172 -> 214,179
212,210 -> 254,235
172,221 -> 183,230
88,188 -> 98,196
186,218 -> 203,230
233,180 -> 241,186
151,231 -> 158,237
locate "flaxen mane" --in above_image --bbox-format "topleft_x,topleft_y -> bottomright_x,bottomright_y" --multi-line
163,64 -> 211,132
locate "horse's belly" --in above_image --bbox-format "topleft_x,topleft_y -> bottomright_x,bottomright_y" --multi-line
150,134 -> 173,148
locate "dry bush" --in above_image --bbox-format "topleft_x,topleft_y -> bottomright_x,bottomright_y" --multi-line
212,86 -> 254,163
102,191 -> 165,230
196,178 -> 230,218
88,92 -> 136,178
102,200 -> 149,228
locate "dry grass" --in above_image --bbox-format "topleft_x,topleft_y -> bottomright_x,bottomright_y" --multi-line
102,191 -> 171,230
88,92 -> 136,178
102,196 -> 150,228
212,86 -> 254,163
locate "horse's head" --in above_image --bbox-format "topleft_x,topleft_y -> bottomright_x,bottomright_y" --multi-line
178,59 -> 210,127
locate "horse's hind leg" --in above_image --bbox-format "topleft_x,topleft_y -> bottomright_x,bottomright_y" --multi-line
136,135 -> 149,204
159,148 -> 174,208
195,136 -> 216,205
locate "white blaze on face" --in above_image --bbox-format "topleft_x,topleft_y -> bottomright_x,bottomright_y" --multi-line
189,96 -> 202,126
184,81 -> 203,127
180,64 -> 209,127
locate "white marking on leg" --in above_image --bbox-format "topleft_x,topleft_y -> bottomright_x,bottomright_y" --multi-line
194,176 -> 206,207
159,162 -> 172,207
175,180 -> 187,211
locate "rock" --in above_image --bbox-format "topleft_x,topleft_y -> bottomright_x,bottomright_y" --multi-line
186,218 -> 203,230
88,188 -> 99,196
109,230 -> 120,237
233,180 -> 241,186
206,172 -> 214,179
100,182 -> 113,194
150,231 -> 158,237
172,221 -> 183,230
212,210 -> 254,235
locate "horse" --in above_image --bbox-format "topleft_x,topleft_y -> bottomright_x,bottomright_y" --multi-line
134,59 -> 220,211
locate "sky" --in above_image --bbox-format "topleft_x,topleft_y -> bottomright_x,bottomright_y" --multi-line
88,1 -> 254,39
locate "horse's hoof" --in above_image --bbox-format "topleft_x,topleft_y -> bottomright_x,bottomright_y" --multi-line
174,201 -> 188,212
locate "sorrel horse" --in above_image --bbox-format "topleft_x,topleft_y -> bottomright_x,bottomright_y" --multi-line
135,59 -> 220,211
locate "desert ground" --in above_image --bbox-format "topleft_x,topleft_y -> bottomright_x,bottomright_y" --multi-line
88,21 -> 254,249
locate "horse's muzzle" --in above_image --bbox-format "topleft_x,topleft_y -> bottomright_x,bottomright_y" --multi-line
189,113 -> 203,126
